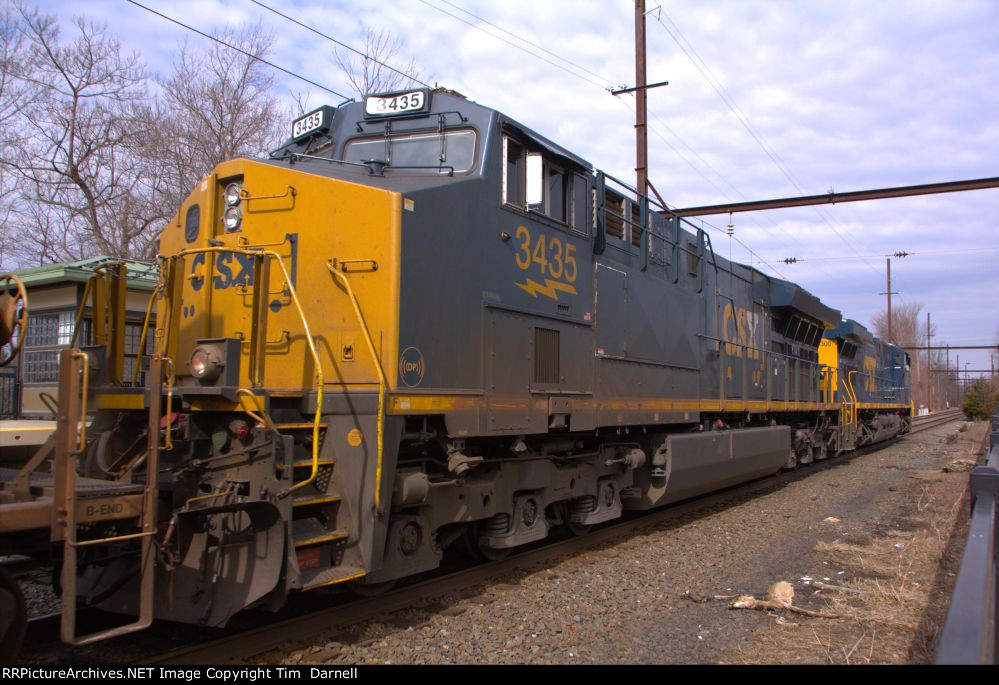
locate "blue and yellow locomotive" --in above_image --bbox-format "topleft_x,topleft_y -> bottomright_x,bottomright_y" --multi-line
0,87 -> 911,652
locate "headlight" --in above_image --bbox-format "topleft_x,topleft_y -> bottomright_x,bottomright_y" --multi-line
224,182 -> 243,207
189,344 -> 224,382
222,206 -> 242,232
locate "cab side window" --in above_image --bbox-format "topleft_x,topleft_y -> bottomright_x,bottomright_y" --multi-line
503,134 -> 589,234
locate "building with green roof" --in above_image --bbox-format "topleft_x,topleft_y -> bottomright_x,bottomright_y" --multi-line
7,256 -> 158,418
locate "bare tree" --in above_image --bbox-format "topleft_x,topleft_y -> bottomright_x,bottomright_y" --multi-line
152,24 -> 287,214
872,302 -> 960,410
334,28 -> 424,98
0,0 -> 42,268
6,4 -> 163,262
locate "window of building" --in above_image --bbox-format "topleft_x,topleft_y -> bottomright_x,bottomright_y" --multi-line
22,349 -> 61,384
25,311 -> 76,347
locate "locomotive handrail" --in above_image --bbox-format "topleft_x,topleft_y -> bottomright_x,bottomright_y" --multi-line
164,246 -> 324,498
844,371 -> 859,427
132,284 -> 161,387
235,388 -> 278,432
159,357 -> 174,452
69,273 -> 97,350
326,259 -> 388,516
74,350 -> 88,454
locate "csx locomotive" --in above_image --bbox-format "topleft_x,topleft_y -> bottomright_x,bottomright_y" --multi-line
0,87 -> 910,652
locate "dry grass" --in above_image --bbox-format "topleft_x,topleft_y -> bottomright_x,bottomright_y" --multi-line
724,421 -> 989,665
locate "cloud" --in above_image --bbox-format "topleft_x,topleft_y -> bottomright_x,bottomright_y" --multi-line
34,0 -> 999,366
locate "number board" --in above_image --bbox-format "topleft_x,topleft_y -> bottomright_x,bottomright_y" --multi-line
291,105 -> 334,141
364,89 -> 431,118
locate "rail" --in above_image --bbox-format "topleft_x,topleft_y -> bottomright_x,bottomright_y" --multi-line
935,412 -> 999,664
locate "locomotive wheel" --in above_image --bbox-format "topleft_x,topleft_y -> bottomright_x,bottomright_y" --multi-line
0,567 -> 27,664
463,524 -> 512,562
0,273 -> 28,368
559,503 -> 591,537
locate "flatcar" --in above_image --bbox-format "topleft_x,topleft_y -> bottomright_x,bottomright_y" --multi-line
0,87 -> 911,654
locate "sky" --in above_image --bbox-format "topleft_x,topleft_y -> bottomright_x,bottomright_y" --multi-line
37,0 -> 999,375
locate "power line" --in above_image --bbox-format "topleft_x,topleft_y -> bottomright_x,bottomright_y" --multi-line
651,8 -> 883,277
434,0 -> 621,89
775,245 -> 999,263
654,11 -> 803,191
415,0 -> 612,90
124,0 -> 352,100
417,1 -> 804,280
249,0 -> 432,89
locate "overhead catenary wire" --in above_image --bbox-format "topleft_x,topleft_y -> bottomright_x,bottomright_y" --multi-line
124,0 -> 353,100
415,0 -> 614,90
433,0 -> 623,89
417,1 -> 798,279
772,245 -> 999,263
249,0 -> 432,89
651,8 -> 884,278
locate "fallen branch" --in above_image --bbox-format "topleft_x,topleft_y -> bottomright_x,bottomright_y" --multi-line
730,595 -> 840,618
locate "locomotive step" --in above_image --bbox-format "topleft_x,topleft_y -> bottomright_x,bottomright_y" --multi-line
290,458 -> 336,469
276,459 -> 335,475
300,565 -> 366,591
292,518 -> 348,548
272,422 -> 328,430
292,492 -> 341,508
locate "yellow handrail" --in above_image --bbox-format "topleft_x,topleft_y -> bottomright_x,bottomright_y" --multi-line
845,370 -> 859,428
161,357 -> 174,451
69,276 -> 96,349
326,260 -> 387,516
131,285 -> 161,387
166,247 -> 323,496
72,351 -> 89,453
236,388 -> 278,431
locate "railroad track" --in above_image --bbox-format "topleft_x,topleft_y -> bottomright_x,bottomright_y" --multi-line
912,408 -> 964,433
21,409 -> 967,665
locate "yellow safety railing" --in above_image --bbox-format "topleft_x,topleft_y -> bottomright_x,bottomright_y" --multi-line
326,260 -> 387,515
158,247 -> 324,497
72,350 -> 88,452
844,370 -> 859,428
131,284 -> 161,387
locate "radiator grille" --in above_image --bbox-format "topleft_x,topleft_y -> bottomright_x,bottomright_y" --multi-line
534,328 -> 560,384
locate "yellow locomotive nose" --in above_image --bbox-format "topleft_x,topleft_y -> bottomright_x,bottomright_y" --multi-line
158,158 -> 402,402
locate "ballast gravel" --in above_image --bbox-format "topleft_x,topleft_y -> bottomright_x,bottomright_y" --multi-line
261,420 -> 983,664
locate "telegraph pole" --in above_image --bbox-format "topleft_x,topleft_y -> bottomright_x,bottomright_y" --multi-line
945,345 -> 950,407
635,0 -> 648,193
882,258 -> 895,342
879,252 -> 906,343
926,312 -> 932,412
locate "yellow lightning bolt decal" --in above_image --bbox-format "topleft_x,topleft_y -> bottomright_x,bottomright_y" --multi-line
515,278 -> 578,300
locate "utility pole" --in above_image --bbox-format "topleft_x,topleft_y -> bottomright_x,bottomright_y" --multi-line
881,258 -> 896,342
879,252 -> 907,343
945,345 -> 950,407
926,312 -> 932,412
635,0 -> 648,194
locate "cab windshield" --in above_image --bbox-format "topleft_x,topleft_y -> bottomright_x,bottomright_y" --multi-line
344,130 -> 476,173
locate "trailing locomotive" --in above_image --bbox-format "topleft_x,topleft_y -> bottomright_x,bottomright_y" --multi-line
0,87 -> 911,651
